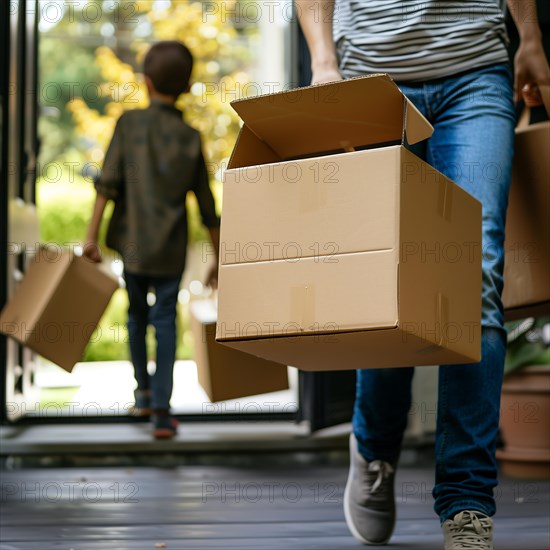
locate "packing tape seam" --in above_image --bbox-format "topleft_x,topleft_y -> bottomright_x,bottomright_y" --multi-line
436,291 -> 449,347
220,247 -> 395,267
290,283 -> 316,332
438,180 -> 453,222
299,178 -> 329,215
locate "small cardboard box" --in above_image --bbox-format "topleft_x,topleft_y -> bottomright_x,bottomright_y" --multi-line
190,299 -> 289,402
0,246 -> 118,372
502,115 -> 550,320
216,74 -> 482,371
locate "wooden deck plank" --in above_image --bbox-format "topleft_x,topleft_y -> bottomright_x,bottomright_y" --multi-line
1,465 -> 548,549
0,523 -> 548,550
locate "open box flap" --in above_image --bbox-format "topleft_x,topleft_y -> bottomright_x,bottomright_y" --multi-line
228,74 -> 433,169
404,98 -> 434,146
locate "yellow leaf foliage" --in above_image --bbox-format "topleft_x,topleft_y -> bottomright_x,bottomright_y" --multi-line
69,0 -> 255,202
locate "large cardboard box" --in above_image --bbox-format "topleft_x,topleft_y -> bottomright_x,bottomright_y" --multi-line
0,246 -> 118,372
502,98 -> 550,320
190,299 -> 289,402
215,75 -> 482,371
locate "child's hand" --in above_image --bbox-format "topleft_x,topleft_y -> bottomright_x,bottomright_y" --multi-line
83,240 -> 102,263
205,264 -> 218,289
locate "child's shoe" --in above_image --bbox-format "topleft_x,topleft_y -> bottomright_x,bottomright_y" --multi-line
129,389 -> 152,417
152,409 -> 178,439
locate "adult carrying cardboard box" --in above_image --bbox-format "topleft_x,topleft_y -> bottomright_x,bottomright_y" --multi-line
190,298 -> 289,402
0,246 -> 118,372
216,74 -> 482,372
502,88 -> 550,320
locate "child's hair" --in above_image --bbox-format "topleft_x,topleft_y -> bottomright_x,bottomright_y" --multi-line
143,41 -> 193,97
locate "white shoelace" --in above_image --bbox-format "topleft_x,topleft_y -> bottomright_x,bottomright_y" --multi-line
367,460 -> 395,493
447,511 -> 492,549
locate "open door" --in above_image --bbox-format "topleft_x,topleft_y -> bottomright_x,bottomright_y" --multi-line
1,0 -> 40,422
0,5 -> 356,430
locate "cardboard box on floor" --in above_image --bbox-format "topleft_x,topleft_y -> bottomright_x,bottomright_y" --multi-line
190,299 -> 289,402
0,246 -> 118,372
502,89 -> 550,320
216,74 -> 482,371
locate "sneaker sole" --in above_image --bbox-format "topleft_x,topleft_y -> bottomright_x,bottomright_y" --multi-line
343,434 -> 394,546
153,428 -> 176,439
153,418 -> 179,440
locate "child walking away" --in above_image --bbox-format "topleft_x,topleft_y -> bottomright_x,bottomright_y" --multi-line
84,41 -> 220,439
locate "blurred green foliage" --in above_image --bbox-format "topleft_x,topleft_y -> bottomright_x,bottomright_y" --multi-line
505,317 -> 550,375
38,38 -> 109,165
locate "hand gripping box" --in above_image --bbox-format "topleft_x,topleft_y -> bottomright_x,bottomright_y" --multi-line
215,74 -> 482,371
0,246 -> 118,372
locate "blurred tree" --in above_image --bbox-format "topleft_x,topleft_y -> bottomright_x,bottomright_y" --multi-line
37,0 -> 145,166
67,0 -> 256,242
38,36 -> 107,165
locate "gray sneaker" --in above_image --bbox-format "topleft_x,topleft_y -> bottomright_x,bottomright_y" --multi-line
442,510 -> 494,550
343,433 -> 396,545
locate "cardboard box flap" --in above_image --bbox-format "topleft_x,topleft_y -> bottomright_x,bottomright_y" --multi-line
228,74 -> 433,169
404,99 -> 434,146
228,124 -> 280,169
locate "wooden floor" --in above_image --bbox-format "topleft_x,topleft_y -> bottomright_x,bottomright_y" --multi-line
1,461 -> 549,549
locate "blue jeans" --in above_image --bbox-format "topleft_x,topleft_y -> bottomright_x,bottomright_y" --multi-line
352,64 -> 516,521
124,270 -> 182,410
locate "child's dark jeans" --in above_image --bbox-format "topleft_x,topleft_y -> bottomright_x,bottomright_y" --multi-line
124,270 -> 182,411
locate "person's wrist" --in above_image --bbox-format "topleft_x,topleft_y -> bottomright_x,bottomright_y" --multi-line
518,27 -> 542,44
312,63 -> 339,76
311,54 -> 339,74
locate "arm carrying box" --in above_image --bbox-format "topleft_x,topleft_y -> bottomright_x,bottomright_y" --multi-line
216,74 -> 482,371
0,246 -> 118,372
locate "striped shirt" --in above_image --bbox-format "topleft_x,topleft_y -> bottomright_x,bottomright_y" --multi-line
334,0 -> 510,81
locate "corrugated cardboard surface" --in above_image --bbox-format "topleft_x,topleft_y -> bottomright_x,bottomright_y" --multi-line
228,74 -> 433,168
217,250 -> 398,338
217,147 -> 481,370
216,75 -> 481,371
2,249 -> 71,338
503,120 -> 550,318
220,327 -> 479,372
398,148 -> 482,361
190,300 -> 288,402
0,247 -> 118,372
221,147 -> 400,264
